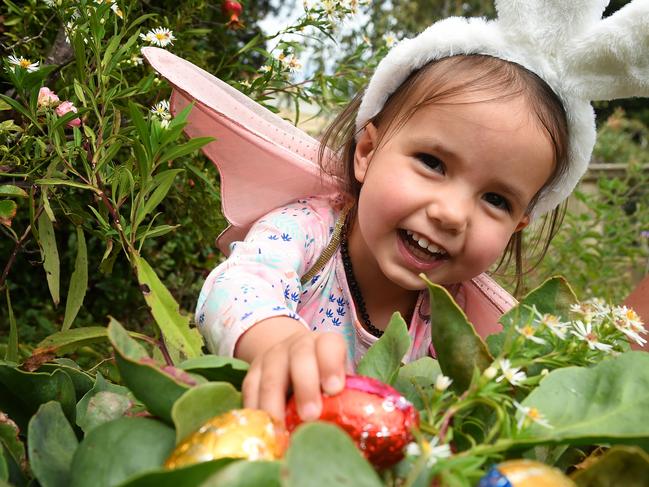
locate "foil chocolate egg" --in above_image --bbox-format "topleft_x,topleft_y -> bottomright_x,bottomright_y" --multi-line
165,408 -> 288,468
478,459 -> 576,487
285,375 -> 419,469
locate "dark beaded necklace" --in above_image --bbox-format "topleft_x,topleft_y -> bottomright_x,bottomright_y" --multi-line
340,224 -> 384,339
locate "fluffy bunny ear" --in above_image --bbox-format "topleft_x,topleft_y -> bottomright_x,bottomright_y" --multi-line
496,0 -> 609,51
563,0 -> 649,101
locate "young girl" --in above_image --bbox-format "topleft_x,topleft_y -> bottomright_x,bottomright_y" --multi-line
186,2 -> 649,424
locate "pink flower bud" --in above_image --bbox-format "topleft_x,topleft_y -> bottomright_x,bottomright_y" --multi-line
38,87 -> 60,108
55,101 -> 82,127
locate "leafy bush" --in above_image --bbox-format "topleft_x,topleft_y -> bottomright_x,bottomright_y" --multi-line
2,279 -> 649,486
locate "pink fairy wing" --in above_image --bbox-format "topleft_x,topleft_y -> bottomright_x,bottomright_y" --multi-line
141,47 -> 342,255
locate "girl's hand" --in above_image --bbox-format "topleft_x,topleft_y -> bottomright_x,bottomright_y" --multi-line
235,317 -> 348,423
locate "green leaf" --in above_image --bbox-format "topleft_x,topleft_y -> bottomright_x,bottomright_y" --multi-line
70,417 -> 175,487
0,186 -> 27,198
201,461 -> 281,487
116,460 -> 236,487
37,327 -> 111,355
107,319 -> 194,423
0,201 -> 16,221
284,422 -> 382,487
0,413 -> 25,475
357,312 -> 410,385
0,451 -> 6,482
134,169 -> 182,228
62,227 -> 88,331
572,446 -> 649,487
78,391 -> 132,435
28,402 -> 78,487
177,356 -> 249,389
37,212 -> 60,306
516,352 -> 649,446
393,357 -> 441,411
128,101 -> 151,160
4,290 -> 18,363
35,178 -> 100,193
0,365 -> 76,431
156,137 -> 214,166
171,382 -> 242,443
425,279 -> 493,392
133,255 -> 203,361
76,373 -> 135,434
0,94 -> 40,128
37,361 -> 94,399
73,80 -> 86,106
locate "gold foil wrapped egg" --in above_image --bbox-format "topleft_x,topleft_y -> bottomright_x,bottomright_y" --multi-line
478,459 -> 575,487
165,409 -> 288,468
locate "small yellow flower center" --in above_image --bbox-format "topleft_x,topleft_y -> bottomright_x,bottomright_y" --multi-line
156,33 -> 167,40
627,309 -> 638,321
19,59 -> 31,68
528,408 -> 541,420
521,325 -> 534,336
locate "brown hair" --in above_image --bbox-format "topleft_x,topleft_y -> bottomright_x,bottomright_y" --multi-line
318,55 -> 569,296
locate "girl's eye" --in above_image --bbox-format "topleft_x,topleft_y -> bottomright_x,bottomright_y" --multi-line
483,193 -> 511,212
416,153 -> 444,173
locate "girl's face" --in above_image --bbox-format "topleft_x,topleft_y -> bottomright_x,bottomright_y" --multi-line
351,93 -> 555,290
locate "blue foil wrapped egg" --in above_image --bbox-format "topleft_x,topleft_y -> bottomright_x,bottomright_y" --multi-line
478,459 -> 575,487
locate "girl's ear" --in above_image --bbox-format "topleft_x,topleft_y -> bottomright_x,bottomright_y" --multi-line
514,214 -> 530,232
354,123 -> 378,184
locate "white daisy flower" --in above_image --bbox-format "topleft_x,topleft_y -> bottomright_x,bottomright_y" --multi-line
571,320 -> 613,352
259,65 -> 271,73
286,56 -> 302,73
422,437 -> 452,467
7,55 -> 40,72
140,27 -> 175,47
384,32 -> 398,48
111,3 -> 124,18
515,323 -> 547,345
612,305 -> 647,346
434,374 -> 453,392
496,359 -> 527,386
513,401 -> 552,430
150,100 -> 171,119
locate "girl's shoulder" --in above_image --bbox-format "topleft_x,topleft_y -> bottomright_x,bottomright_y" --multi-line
261,193 -> 347,232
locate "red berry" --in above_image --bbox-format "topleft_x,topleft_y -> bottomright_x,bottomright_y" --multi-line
285,375 -> 419,469
222,0 -> 244,29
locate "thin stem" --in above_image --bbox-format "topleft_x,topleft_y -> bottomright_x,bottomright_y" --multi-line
0,205 -> 44,291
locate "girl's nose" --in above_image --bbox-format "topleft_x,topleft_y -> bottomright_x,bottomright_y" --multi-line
425,194 -> 471,233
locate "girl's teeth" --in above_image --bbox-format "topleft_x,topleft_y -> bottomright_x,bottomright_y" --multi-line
406,230 -> 446,255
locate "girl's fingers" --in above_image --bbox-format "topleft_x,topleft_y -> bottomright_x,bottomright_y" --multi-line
289,334 -> 323,421
316,332 -> 348,395
241,360 -> 261,409
257,344 -> 292,421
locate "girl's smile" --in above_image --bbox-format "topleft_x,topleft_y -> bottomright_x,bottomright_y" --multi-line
348,91 -> 556,301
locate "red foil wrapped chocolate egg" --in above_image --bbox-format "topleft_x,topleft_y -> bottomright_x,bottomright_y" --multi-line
165,409 -> 288,469
285,375 -> 419,469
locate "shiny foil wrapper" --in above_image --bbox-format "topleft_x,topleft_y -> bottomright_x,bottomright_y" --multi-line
165,409 -> 288,469
478,459 -> 576,487
285,375 -> 419,469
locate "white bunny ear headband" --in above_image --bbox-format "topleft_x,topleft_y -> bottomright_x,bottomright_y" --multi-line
356,0 -> 649,218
